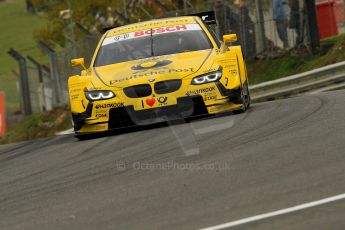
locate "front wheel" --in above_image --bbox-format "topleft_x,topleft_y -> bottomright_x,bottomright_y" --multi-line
244,81 -> 251,109
233,81 -> 250,114
75,133 -> 93,141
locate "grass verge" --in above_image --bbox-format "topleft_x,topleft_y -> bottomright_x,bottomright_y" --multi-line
0,0 -> 46,112
247,34 -> 345,85
0,107 -> 72,144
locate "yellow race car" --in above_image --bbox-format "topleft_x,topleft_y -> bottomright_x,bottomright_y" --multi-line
68,14 -> 250,138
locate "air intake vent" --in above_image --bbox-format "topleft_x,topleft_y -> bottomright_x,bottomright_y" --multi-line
124,84 -> 152,98
154,80 -> 182,94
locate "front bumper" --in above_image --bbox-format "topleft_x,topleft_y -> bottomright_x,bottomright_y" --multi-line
108,96 -> 208,128
72,82 -> 243,134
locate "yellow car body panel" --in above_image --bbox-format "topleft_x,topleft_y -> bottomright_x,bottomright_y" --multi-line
68,16 -> 250,135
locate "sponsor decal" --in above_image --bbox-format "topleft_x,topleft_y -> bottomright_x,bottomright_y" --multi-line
223,64 -> 237,68
157,96 -> 168,104
102,24 -> 202,46
102,33 -> 131,46
95,103 -> 124,109
109,68 -> 194,84
203,68 -> 217,73
110,19 -> 190,34
70,94 -> 79,101
167,68 -> 195,73
142,96 -> 167,108
88,87 -> 102,91
204,95 -> 217,101
95,109 -> 108,118
146,98 -> 156,107
187,86 -> 216,96
70,88 -> 82,93
229,69 -> 238,74
96,113 -> 107,118
96,109 -> 107,113
95,125 -> 107,131
131,60 -> 172,71
134,25 -> 189,37
112,33 -> 130,42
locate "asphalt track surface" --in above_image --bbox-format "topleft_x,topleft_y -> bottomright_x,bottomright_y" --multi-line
1,90 -> 345,230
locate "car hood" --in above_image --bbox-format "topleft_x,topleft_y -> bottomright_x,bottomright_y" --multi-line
93,49 -> 216,88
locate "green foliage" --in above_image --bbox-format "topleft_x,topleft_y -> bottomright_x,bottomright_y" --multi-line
0,107 -> 72,144
247,35 -> 345,84
35,0 -> 274,46
33,0 -> 122,47
301,38 -> 345,71
0,0 -> 46,112
247,55 -> 319,84
321,34 -> 345,43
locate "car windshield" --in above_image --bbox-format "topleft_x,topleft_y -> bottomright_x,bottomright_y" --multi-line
94,24 -> 213,67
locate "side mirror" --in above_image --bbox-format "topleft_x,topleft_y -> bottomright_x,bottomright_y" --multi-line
221,34 -> 237,53
223,34 -> 237,43
71,58 -> 86,70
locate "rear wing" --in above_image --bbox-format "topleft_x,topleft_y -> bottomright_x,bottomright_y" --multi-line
190,11 -> 216,25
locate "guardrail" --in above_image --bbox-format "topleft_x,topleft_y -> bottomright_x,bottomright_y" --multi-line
250,61 -> 345,102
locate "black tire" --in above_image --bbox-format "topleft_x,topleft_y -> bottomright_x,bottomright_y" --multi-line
232,88 -> 246,114
75,133 -> 93,141
233,81 -> 250,114
75,132 -> 105,141
244,81 -> 251,109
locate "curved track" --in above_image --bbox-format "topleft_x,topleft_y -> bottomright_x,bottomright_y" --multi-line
1,90 -> 345,230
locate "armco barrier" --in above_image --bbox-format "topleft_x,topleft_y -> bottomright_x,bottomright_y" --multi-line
250,61 -> 345,102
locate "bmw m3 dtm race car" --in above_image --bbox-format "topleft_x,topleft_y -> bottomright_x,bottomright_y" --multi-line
68,13 -> 250,138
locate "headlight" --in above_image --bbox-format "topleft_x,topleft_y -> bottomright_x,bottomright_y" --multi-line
85,90 -> 115,101
191,71 -> 222,85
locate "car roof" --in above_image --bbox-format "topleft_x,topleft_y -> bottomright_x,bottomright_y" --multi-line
106,16 -> 200,38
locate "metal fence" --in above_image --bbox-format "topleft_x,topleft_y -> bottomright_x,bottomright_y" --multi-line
10,0 -> 345,115
211,0 -> 345,57
54,34 -> 101,104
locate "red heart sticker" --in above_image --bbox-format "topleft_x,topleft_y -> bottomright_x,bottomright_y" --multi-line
146,98 -> 156,107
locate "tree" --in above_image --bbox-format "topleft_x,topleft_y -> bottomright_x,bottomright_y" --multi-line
34,0 -> 246,47
34,0 -> 121,47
